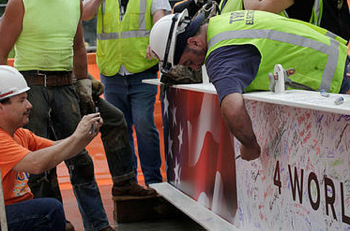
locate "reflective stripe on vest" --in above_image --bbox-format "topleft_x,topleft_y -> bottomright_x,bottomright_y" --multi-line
208,29 -> 339,91
97,30 -> 150,40
97,0 -> 148,40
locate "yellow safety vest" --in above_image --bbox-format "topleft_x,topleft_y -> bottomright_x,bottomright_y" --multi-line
206,11 -> 348,93
96,0 -> 158,76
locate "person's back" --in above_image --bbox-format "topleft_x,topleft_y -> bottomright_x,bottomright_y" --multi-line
206,10 -> 349,93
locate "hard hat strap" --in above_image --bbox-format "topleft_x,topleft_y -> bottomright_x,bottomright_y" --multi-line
162,13 -> 179,74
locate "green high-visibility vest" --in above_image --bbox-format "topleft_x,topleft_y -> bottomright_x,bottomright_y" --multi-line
219,0 -> 286,17
15,0 -> 80,71
96,0 -> 158,76
206,11 -> 348,93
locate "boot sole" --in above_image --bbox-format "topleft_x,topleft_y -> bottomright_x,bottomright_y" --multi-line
112,194 -> 158,201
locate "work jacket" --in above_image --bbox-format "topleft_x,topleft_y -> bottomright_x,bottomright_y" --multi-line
206,10 -> 348,93
96,0 -> 158,76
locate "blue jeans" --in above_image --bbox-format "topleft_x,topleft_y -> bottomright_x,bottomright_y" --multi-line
25,85 -> 109,231
6,198 -> 65,231
101,70 -> 162,185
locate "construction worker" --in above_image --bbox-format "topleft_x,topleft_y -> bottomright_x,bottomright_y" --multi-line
162,0 -> 219,85
149,9 -> 350,161
219,0 -> 350,42
83,0 -> 171,185
0,65 -> 102,231
0,0 -> 116,230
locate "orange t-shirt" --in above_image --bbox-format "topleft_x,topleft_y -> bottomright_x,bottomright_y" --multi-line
0,128 -> 53,205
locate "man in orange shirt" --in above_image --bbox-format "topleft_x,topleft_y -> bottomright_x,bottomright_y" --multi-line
0,65 -> 102,231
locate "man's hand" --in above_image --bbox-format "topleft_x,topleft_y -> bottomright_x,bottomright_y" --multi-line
76,78 -> 95,115
146,45 -> 159,60
240,142 -> 261,161
89,74 -> 104,97
221,93 -> 261,161
74,112 -> 103,144
14,112 -> 103,174
72,113 -> 103,147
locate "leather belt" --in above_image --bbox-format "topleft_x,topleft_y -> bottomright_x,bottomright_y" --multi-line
20,70 -> 73,87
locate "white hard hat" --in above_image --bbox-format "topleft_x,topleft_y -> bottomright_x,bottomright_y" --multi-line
150,10 -> 189,73
0,65 -> 30,101
150,10 -> 205,73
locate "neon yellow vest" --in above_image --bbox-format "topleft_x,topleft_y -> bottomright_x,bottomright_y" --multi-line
206,11 -> 348,93
96,0 -> 157,76
15,0 -> 80,71
219,0 -> 286,17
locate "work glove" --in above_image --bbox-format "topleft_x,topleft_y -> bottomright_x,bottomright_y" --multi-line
76,78 -> 96,116
89,73 -> 105,97
161,65 -> 202,85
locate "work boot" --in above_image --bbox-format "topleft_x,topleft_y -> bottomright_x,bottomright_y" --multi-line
112,180 -> 157,198
65,220 -> 75,231
98,226 -> 116,231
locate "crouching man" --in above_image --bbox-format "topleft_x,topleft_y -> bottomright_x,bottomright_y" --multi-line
0,65 -> 103,231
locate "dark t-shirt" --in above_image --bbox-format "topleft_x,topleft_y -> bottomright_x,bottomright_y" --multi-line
205,44 -> 261,104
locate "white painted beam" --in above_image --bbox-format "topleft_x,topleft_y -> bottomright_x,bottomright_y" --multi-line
150,182 -> 240,231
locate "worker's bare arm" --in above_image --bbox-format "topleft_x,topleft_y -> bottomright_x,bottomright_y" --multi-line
73,1 -> 89,80
221,93 -> 261,161
146,9 -> 167,60
0,0 -> 24,64
243,0 -> 294,14
82,0 -> 105,21
152,9 -> 167,25
13,113 -> 103,174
